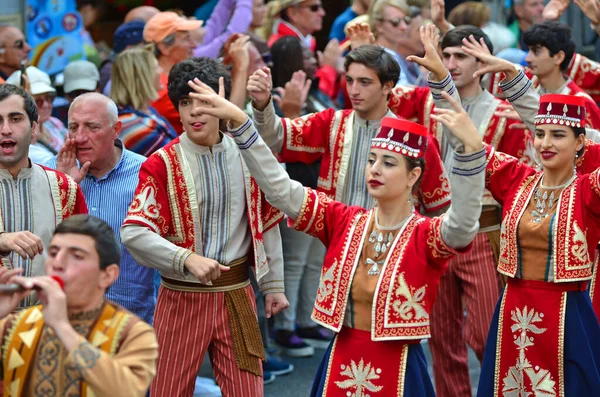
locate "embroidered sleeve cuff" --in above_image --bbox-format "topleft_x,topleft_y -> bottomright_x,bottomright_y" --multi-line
65,337 -> 102,375
229,119 -> 260,150
498,70 -> 532,103
452,147 -> 487,176
258,279 -> 285,294
427,72 -> 456,100
173,248 -> 193,277
252,99 -> 275,125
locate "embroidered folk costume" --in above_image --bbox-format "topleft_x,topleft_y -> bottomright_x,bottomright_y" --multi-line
230,116 -> 487,396
475,94 -> 600,396
252,100 -> 451,212
121,133 -> 284,396
389,73 -> 535,397
0,165 -> 87,308
0,300 -> 158,396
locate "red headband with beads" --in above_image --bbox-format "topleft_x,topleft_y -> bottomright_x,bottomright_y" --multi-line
371,117 -> 429,158
535,94 -> 586,128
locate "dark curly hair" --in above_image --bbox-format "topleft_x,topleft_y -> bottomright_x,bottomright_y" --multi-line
167,57 -> 232,109
523,21 -> 575,71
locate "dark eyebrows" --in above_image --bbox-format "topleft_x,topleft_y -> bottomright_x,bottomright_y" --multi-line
7,111 -> 25,118
48,245 -> 91,255
382,155 -> 398,161
535,128 -> 568,133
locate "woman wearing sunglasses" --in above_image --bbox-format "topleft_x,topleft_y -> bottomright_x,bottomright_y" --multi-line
368,0 -> 417,85
184,73 -> 487,396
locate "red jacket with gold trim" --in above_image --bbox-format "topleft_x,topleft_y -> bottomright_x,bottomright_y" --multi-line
277,108 -> 451,212
122,138 -> 283,278
485,146 -> 600,282
388,86 -> 534,164
289,188 -> 462,340
38,166 -> 88,220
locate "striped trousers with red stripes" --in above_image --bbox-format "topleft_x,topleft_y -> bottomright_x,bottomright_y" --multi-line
429,232 -> 501,397
150,285 -> 263,397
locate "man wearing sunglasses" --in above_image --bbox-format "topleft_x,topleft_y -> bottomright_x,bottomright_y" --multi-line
267,0 -> 342,100
0,25 -> 31,84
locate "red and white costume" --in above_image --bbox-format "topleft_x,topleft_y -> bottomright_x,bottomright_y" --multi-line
229,116 -> 487,396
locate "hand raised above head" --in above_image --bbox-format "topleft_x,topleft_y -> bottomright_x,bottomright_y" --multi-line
430,92 -> 483,153
247,67 -> 273,111
347,23 -> 375,50
406,25 -> 447,81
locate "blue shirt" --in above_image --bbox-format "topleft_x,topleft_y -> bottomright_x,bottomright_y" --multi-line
329,7 -> 358,42
45,141 -> 156,324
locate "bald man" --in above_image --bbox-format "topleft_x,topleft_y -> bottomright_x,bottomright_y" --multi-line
124,6 -> 160,23
47,92 -> 155,324
0,25 -> 31,82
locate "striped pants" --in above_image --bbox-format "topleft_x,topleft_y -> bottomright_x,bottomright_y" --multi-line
429,232 -> 501,397
150,285 -> 263,397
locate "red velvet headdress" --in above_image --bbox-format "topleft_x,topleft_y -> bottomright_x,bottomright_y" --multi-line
535,94 -> 586,128
371,117 -> 429,158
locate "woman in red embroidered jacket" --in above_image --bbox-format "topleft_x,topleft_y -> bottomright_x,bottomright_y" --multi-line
436,90 -> 600,395
185,76 -> 487,396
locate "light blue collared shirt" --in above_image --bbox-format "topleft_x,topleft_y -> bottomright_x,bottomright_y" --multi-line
44,141 -> 156,324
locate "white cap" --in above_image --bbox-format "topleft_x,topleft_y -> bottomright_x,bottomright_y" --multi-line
63,60 -> 100,94
6,66 -> 55,95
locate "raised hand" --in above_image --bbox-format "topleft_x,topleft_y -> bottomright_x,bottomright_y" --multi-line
273,70 -> 311,118
183,254 -> 230,284
265,292 -> 289,318
317,38 -> 343,73
247,67 -> 273,111
431,91 -> 483,153
226,34 -> 251,71
406,24 -> 447,81
461,35 -> 520,80
347,23 -> 375,50
187,77 -> 249,128
0,231 -> 44,259
0,268 -> 33,318
430,0 -> 451,33
573,0 -> 600,25
543,0 -> 570,20
56,138 -> 90,183
494,103 -> 527,130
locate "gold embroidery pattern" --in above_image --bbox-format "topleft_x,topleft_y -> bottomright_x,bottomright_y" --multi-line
313,212 -> 368,328
427,215 -> 458,259
502,306 -> 556,397
391,272 -> 428,321
374,216 -> 431,340
570,221 -> 588,264
497,174 -> 539,277
127,176 -> 167,235
554,182 -> 592,280
285,113 -> 326,153
335,358 -> 383,397
317,111 -> 345,192
316,259 -> 337,303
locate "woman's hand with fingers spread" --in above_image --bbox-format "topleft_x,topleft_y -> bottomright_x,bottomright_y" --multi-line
431,92 -> 483,153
